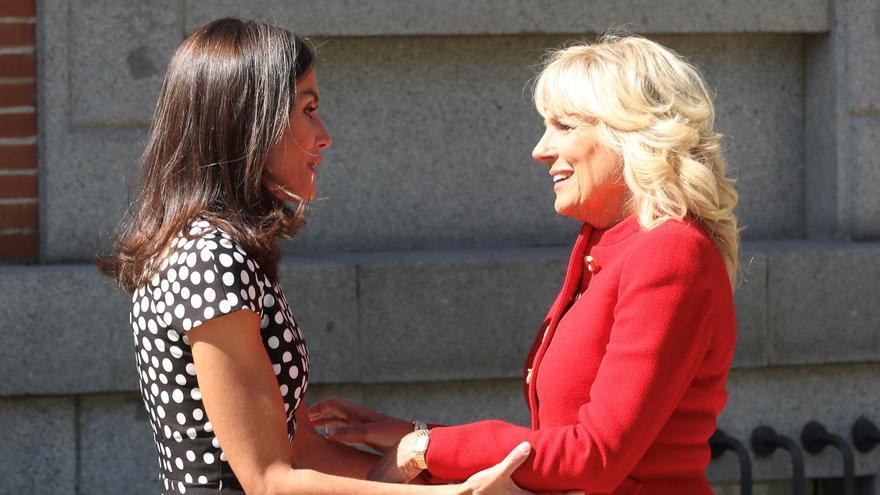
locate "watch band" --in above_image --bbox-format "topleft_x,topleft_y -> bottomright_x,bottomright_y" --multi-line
412,419 -> 428,432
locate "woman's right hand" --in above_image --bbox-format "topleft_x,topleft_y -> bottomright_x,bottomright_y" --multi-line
308,397 -> 413,450
459,442 -> 584,495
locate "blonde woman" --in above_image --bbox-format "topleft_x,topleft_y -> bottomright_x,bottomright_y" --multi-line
311,34 -> 739,495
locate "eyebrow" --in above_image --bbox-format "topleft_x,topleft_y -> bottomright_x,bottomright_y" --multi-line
298,89 -> 319,104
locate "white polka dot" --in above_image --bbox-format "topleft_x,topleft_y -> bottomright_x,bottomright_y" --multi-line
219,238 -> 232,248
176,413 -> 186,425
282,351 -> 292,362
186,427 -> 197,439
198,475 -> 208,485
159,374 -> 168,384
186,252 -> 197,268
220,452 -> 227,462
174,304 -> 185,318
289,366 -> 299,379
240,270 -> 250,284
248,286 -> 256,300
204,421 -> 213,432
190,270 -> 201,285
141,336 -> 152,351
181,287 -> 190,299
280,384 -> 289,396
164,425 -> 171,439
294,386 -> 302,399
168,268 -> 177,283
162,358 -> 172,372
179,265 -> 189,281
175,374 -> 186,385
219,300 -> 231,313
160,391 -> 169,404
170,252 -> 179,265
233,252 -> 244,264
163,313 -> 173,327
170,346 -> 183,359
193,408 -> 204,421
138,316 -> 147,330
185,473 -> 193,484
218,253 -> 233,267
172,281 -> 181,294
133,302 -> 140,317
203,306 -> 214,320
260,315 -> 269,329
227,292 -> 238,306
172,389 -> 184,403
186,363 -> 197,376
191,388 -> 202,400
283,329 -> 293,342
175,457 -> 183,470
186,450 -> 196,462
200,249 -> 212,262
182,318 -> 192,331
203,452 -> 215,464
273,364 -> 281,375
151,383 -> 159,396
151,356 -> 159,369
204,269 -> 215,283
222,272 -> 234,286
263,294 -> 275,308
275,312 -> 284,324
212,436 -> 220,448
167,329 -> 179,342
267,336 -> 279,349
204,287 -> 216,303
157,405 -> 166,418
191,294 -> 202,309
179,481 -> 186,493
161,279 -> 169,291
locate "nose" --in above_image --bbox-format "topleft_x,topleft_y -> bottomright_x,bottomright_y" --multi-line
316,117 -> 332,149
532,128 -> 555,165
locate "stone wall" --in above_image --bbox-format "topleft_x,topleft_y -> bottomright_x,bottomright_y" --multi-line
2,0 -> 879,493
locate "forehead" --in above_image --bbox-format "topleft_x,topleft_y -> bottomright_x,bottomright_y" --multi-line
295,70 -> 319,96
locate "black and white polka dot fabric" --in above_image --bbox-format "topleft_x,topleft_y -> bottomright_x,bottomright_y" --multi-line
130,218 -> 309,494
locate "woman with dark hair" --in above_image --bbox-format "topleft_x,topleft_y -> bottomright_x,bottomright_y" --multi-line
97,18 -> 535,495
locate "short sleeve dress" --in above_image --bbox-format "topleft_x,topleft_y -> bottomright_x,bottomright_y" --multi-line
129,218 -> 309,494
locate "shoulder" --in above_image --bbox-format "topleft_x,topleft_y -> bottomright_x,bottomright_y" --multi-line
153,218 -> 269,329
623,217 -> 721,283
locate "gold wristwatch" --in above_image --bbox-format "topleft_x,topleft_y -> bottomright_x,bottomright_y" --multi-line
411,428 -> 430,470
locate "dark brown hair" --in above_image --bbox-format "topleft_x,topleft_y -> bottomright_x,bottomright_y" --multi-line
96,18 -> 315,293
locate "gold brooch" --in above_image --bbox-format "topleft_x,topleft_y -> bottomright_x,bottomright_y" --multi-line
584,255 -> 600,273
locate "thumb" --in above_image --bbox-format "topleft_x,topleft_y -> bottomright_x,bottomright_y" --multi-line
496,442 -> 532,478
325,425 -> 370,445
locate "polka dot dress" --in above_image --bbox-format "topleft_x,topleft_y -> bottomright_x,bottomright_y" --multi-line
130,218 -> 309,494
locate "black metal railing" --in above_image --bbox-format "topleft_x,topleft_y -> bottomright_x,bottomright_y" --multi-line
708,416 -> 879,495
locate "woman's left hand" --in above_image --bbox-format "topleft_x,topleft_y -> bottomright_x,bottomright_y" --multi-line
309,397 -> 412,450
367,430 -> 425,483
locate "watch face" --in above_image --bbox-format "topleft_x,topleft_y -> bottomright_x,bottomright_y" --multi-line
414,435 -> 430,452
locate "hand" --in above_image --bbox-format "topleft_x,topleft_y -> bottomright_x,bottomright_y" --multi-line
367,431 -> 425,483
461,443 -> 585,495
309,397 -> 412,450
461,442 -> 534,495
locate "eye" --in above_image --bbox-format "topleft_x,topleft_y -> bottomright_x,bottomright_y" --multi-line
551,119 -> 575,132
305,105 -> 318,117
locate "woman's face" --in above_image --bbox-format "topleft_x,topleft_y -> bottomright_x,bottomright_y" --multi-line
532,115 -> 627,228
263,70 -> 332,203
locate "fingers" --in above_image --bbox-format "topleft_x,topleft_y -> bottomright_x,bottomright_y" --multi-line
496,442 -> 532,478
307,397 -> 349,422
324,425 -> 370,446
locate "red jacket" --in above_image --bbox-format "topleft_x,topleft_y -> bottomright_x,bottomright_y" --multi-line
425,216 -> 736,494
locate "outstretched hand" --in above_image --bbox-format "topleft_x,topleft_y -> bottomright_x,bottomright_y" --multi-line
461,443 -> 583,495
309,397 -> 412,450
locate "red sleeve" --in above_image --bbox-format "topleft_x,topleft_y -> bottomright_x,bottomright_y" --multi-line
425,228 -> 719,492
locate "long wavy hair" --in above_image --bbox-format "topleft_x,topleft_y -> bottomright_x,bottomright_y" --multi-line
96,18 -> 315,293
534,34 -> 740,285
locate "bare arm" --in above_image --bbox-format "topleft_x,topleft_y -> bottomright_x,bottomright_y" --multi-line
189,308 -> 533,495
291,398 -> 380,478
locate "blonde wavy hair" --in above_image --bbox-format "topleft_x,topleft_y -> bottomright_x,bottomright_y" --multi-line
534,34 -> 740,285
